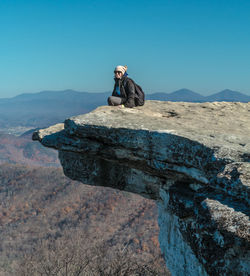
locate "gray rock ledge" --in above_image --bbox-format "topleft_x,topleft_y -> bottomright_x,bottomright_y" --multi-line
33,101 -> 250,276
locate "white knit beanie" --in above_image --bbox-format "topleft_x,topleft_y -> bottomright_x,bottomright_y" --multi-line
115,65 -> 128,75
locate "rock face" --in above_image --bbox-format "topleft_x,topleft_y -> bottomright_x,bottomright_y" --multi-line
33,101 -> 250,276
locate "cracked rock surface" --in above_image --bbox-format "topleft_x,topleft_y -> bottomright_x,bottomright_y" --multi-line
33,101 -> 250,276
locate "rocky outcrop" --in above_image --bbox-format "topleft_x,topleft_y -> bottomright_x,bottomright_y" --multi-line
33,101 -> 250,276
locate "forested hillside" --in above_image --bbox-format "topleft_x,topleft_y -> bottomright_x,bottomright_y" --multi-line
0,164 -> 169,275
0,132 -> 59,167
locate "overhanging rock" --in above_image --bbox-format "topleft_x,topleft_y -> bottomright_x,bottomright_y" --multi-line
33,101 -> 250,276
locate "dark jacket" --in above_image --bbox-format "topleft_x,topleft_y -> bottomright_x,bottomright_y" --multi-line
112,75 -> 136,108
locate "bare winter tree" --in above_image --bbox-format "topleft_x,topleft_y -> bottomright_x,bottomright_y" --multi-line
16,228 -> 169,276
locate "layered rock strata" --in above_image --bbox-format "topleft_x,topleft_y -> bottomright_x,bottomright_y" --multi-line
33,101 -> 250,276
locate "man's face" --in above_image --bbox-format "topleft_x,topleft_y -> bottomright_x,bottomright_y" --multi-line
114,71 -> 123,79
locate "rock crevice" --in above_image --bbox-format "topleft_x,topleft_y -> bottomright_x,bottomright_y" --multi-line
33,101 -> 250,276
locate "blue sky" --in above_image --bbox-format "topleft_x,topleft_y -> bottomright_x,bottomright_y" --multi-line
0,0 -> 250,97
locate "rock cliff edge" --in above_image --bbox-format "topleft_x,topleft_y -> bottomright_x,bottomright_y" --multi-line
33,101 -> 250,276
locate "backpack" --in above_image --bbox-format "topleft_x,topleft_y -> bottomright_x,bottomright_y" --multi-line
134,82 -> 145,106
125,78 -> 145,106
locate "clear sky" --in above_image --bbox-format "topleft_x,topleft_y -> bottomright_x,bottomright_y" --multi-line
0,0 -> 250,98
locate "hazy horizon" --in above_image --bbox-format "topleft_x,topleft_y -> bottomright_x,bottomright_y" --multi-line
1,0 -> 250,97
0,87 -> 249,100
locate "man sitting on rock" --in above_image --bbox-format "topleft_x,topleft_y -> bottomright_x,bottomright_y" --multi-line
107,65 -> 136,108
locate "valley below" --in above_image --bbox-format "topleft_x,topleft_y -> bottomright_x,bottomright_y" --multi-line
0,122 -> 168,275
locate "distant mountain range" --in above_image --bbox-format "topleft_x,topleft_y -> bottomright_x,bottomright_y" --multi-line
147,88 -> 250,102
0,89 -> 110,129
0,88 -> 249,130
